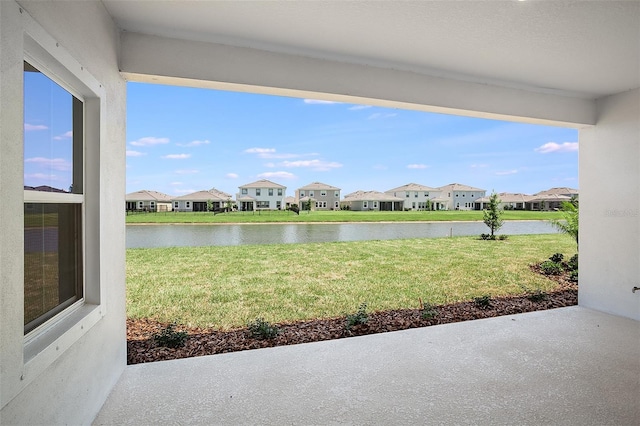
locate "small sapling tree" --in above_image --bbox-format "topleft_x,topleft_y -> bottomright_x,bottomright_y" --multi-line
550,199 -> 579,249
483,191 -> 504,239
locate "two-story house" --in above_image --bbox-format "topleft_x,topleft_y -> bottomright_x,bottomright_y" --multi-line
173,188 -> 233,212
295,182 -> 341,210
437,183 -> 487,210
385,183 -> 442,211
236,179 -> 286,211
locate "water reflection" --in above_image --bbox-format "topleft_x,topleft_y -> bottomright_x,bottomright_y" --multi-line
126,221 -> 558,249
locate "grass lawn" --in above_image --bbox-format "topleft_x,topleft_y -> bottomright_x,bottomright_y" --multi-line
126,209 -> 563,224
127,234 -> 576,329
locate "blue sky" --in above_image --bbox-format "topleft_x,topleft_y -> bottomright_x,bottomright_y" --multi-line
26,79 -> 578,197
125,83 -> 578,197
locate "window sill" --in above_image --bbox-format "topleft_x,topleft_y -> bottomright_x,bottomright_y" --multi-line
22,303 -> 104,388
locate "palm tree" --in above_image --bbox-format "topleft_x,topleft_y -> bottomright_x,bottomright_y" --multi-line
551,200 -> 579,249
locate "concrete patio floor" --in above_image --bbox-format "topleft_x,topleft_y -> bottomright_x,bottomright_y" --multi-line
94,306 -> 639,425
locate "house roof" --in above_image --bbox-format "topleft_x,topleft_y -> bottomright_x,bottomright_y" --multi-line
529,194 -> 572,202
343,190 -> 404,202
437,183 -> 486,193
476,193 -> 534,203
125,190 -> 173,202
174,188 -> 232,201
386,183 -> 438,192
534,187 -> 579,196
284,196 -> 296,203
297,181 -> 340,191
236,195 -> 256,201
239,179 -> 286,189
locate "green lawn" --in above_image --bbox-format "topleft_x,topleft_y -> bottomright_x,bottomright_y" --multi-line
126,209 -> 563,224
126,234 -> 575,329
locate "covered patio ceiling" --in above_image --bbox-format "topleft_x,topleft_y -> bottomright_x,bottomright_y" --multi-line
103,1 -> 639,99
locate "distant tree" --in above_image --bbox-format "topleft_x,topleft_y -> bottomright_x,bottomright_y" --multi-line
206,199 -> 213,212
483,192 -> 504,239
551,200 -> 579,249
426,199 -> 432,211
225,199 -> 233,213
304,198 -> 313,212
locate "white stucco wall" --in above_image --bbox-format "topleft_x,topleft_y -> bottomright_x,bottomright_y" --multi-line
0,1 -> 126,424
579,89 -> 640,320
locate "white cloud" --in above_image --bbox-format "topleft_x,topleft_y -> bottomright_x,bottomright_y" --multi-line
368,112 -> 397,120
175,169 -> 199,174
24,123 -> 48,131
495,169 -> 518,176
25,172 -> 60,181
244,147 -> 275,154
257,171 -> 296,179
470,163 -> 489,169
53,130 -> 73,140
162,153 -> 191,159
130,136 -> 170,146
281,159 -> 343,171
225,173 -> 239,179
244,147 -> 308,159
407,164 -> 428,169
534,142 -> 579,154
304,99 -> 341,105
25,157 -> 71,171
126,150 -> 146,157
349,105 -> 373,111
264,162 -> 276,168
177,139 -> 211,147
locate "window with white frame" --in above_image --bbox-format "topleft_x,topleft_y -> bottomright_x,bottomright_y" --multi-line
414,192 -> 418,198
335,201 -> 339,208
174,202 -> 178,209
23,60 -> 84,334
320,190 -> 327,196
268,188 -> 273,196
300,191 -> 305,197
334,191 -> 339,197
373,201 -> 378,208
186,202 -> 191,208
363,201 -> 368,208
256,189 -> 261,196
241,188 -> 248,195
277,188 -> 283,196
256,201 -> 269,208
309,191 -> 314,197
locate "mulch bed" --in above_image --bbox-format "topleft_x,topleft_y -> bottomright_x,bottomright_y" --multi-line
127,268 -> 577,365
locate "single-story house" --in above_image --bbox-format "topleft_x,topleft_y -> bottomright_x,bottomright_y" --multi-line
173,188 -> 233,212
341,190 -> 404,211
125,190 -> 173,212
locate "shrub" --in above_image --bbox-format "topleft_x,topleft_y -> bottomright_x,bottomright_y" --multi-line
153,322 -> 188,348
498,234 -> 508,240
419,298 -> 437,319
480,233 -> 490,240
248,317 -> 279,339
345,302 -> 369,330
569,270 -> 579,282
474,294 -> 492,309
540,260 -> 563,275
526,289 -> 548,302
567,254 -> 578,271
549,253 -> 564,263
